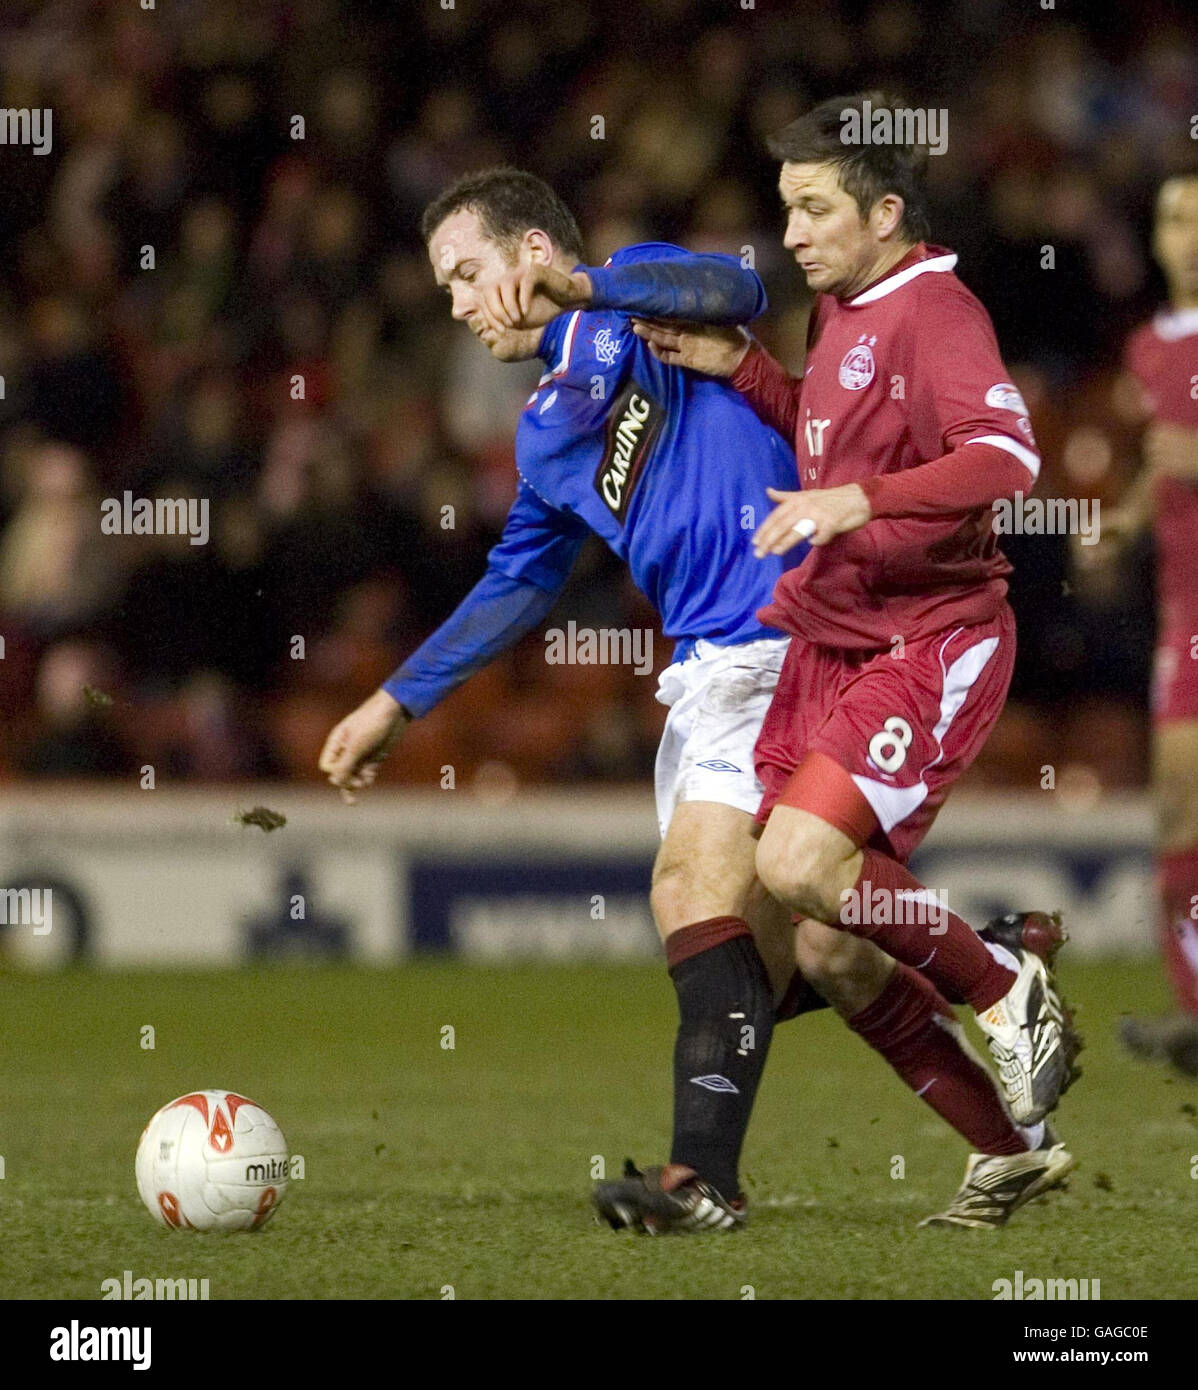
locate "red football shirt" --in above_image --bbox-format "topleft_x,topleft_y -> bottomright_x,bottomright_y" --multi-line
1123,308 -> 1198,640
732,244 -> 1040,649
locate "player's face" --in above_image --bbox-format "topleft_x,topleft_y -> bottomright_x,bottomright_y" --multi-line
428,209 -> 546,361
1154,178 -> 1198,305
778,162 -> 896,299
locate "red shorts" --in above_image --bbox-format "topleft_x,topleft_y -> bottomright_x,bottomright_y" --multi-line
755,605 -> 1016,864
1153,628 -> 1198,725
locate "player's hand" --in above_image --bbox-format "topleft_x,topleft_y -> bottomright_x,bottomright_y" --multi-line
631,318 -> 752,377
1144,422 -> 1198,483
752,484 -> 873,558
479,264 -> 592,332
318,688 -> 411,803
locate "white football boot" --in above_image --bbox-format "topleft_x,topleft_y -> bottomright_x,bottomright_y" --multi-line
920,1130 -> 1075,1229
975,946 -> 1080,1125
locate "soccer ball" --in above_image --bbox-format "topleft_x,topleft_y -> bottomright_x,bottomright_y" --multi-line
135,1090 -> 290,1232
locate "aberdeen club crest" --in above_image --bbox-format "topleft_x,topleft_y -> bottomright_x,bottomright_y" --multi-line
838,334 -> 877,390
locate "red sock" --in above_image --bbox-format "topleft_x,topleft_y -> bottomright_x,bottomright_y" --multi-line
842,849 -> 1015,1011
1160,849 -> 1198,1018
850,965 -> 1026,1156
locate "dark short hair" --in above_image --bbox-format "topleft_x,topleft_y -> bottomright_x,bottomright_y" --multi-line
420,166 -> 585,262
767,91 -> 931,243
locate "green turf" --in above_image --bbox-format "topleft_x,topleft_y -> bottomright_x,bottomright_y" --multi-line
0,957 -> 1194,1300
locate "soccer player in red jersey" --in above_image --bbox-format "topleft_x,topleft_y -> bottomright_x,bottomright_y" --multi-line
634,92 -> 1082,1224
1116,173 -> 1198,1077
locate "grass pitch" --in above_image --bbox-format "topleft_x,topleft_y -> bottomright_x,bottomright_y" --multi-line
0,957 -> 1193,1300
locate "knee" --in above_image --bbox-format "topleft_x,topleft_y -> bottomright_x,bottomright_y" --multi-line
794,921 -> 878,992
755,831 -> 841,922
793,920 -> 894,1018
649,861 -> 687,938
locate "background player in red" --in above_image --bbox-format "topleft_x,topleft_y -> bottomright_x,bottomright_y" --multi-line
1114,173 -> 1198,1077
634,91 -> 1083,1225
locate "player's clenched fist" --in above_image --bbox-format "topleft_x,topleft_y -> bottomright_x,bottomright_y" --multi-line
752,484 -> 873,558
318,687 -> 411,802
480,263 -> 592,332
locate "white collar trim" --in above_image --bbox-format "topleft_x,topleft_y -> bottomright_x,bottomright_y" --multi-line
536,310 -> 583,385
1153,307 -> 1198,342
847,253 -> 959,306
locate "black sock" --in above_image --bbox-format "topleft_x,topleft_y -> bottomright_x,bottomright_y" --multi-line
668,924 -> 775,1197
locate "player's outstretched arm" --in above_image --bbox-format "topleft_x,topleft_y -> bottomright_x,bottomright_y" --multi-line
319,481 -> 587,799
583,250 -> 767,326
317,567 -> 567,801
481,250 -> 767,334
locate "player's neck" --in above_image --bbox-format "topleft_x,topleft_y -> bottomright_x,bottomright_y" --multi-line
839,240 -> 918,301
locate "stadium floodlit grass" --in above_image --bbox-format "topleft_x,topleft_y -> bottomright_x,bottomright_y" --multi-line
1,957 -> 1193,1300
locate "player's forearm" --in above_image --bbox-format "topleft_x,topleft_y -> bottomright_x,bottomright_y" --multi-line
585,256 -> 767,326
729,340 -> 802,443
382,569 -> 562,718
859,441 -> 1038,519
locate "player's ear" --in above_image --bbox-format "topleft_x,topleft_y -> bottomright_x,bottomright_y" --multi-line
874,194 -> 906,242
524,228 -> 553,265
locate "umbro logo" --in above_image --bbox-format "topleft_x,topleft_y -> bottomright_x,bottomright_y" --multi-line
690,1074 -> 739,1093
696,759 -> 742,773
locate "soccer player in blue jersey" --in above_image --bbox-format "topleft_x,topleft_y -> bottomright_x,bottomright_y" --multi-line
319,167 -> 1054,1231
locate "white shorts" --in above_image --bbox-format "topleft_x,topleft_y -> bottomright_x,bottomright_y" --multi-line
653,635 -> 790,839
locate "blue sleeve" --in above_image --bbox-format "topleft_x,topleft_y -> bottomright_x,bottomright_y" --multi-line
382,482 -> 588,717
584,246 -> 766,325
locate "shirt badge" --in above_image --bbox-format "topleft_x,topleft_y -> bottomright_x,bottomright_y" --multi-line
838,334 -> 877,390
984,382 -> 1029,415
594,326 -> 621,366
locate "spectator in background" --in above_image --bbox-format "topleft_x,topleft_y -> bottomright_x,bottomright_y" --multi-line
0,0 -> 1189,787
18,640 -> 133,778
0,440 -> 117,639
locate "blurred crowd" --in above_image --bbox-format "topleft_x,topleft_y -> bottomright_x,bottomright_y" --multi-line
0,0 -> 1191,793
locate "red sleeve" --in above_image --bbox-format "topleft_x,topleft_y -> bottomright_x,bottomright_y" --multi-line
862,280 -> 1040,519
729,340 -> 802,444
917,283 -> 1040,455
860,443 -> 1032,518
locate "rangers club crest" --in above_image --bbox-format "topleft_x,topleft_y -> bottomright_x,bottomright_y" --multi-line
838,335 -> 876,390
594,326 -> 621,366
